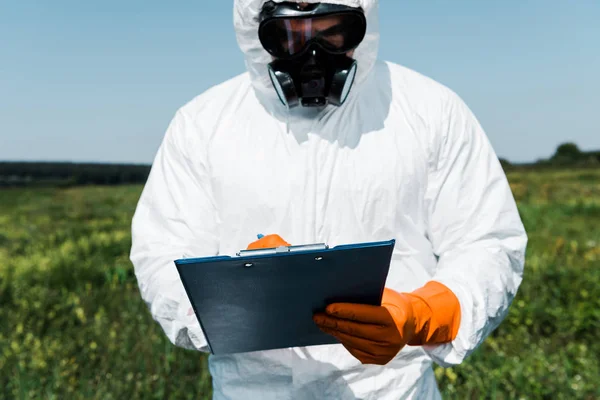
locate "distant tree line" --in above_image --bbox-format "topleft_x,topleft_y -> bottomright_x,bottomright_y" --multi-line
499,142 -> 600,171
1,142 -> 598,187
0,162 -> 151,188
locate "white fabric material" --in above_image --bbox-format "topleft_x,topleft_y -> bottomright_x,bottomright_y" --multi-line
130,0 -> 528,398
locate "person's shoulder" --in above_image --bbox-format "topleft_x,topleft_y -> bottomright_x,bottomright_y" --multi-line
381,61 -> 480,158
382,60 -> 472,132
161,72 -> 251,147
177,72 -> 252,120
384,61 -> 459,106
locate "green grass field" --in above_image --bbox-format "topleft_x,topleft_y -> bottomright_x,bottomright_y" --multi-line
1,169 -> 599,399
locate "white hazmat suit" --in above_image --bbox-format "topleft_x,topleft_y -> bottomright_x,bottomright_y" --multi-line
130,0 -> 528,398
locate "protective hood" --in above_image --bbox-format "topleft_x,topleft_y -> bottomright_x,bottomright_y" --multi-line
233,0 -> 380,110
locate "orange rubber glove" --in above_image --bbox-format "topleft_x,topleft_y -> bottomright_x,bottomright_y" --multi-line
246,234 -> 291,250
313,281 -> 461,365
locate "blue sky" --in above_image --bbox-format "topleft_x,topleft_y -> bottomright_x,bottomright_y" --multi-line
1,0 -> 598,164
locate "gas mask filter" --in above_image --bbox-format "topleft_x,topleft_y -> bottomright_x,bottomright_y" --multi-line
258,1 -> 367,109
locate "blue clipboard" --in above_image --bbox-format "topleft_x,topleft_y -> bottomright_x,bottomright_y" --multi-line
174,239 -> 395,355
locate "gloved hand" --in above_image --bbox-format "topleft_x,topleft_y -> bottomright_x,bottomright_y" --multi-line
246,234 -> 290,250
313,281 -> 461,365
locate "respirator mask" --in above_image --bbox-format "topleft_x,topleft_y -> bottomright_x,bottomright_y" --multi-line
258,1 -> 367,109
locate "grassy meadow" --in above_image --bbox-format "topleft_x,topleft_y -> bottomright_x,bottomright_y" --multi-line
1,168 -> 599,399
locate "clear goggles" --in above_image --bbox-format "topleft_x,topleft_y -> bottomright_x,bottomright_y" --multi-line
258,2 -> 367,59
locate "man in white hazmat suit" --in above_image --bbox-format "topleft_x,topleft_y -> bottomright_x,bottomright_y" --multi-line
130,0 -> 528,398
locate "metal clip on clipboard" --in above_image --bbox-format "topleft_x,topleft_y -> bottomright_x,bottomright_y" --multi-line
236,243 -> 329,257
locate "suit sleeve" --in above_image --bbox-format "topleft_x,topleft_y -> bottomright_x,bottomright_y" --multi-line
422,90 -> 528,367
129,109 -> 219,352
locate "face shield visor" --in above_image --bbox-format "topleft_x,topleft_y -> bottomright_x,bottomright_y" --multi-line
258,2 -> 367,108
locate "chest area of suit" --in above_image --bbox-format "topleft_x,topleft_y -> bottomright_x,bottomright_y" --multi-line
205,114 -> 428,237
